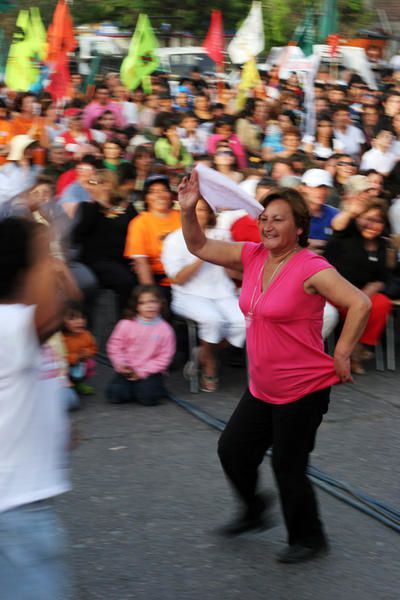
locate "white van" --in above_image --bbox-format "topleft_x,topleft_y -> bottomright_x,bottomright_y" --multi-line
156,46 -> 218,77
77,34 -> 227,79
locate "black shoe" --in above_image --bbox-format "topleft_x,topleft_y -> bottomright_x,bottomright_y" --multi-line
218,513 -> 268,536
276,540 -> 329,564
218,493 -> 274,537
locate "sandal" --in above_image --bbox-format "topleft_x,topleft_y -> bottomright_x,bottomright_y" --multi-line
200,374 -> 219,393
350,360 -> 366,375
359,348 -> 374,361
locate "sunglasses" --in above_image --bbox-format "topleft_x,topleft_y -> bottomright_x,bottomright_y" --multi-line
216,151 -> 234,157
337,161 -> 357,167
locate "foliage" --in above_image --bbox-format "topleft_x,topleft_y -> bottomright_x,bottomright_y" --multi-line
338,0 -> 373,34
0,0 -> 374,50
263,0 -> 293,48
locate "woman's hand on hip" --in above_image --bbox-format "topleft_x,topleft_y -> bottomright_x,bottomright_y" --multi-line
334,353 -> 353,383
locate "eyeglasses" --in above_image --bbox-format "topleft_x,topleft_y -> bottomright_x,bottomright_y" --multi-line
337,161 -> 357,167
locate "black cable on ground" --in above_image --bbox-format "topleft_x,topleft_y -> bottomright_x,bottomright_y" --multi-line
167,393 -> 400,535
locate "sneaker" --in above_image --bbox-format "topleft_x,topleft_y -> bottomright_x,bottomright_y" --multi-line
75,382 -> 95,396
276,539 -> 329,564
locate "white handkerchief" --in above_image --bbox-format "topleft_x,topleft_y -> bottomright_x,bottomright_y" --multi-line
195,164 -> 263,218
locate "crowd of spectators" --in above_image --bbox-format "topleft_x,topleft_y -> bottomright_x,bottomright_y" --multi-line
2,59 -> 400,388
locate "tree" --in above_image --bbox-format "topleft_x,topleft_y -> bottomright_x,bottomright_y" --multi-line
0,0 -> 374,56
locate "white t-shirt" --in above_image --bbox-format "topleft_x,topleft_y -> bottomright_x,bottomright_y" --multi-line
391,140 -> 400,158
0,304 -> 70,512
389,197 -> 400,235
162,228 -> 238,300
360,148 -> 398,175
121,101 -> 138,125
333,125 -> 366,157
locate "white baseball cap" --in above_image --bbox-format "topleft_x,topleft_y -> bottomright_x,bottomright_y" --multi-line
301,169 -> 333,188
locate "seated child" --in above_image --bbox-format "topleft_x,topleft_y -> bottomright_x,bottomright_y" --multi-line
106,285 -> 176,406
62,301 -> 98,395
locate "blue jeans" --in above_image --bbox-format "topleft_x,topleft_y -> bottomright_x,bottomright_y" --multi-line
106,372 -> 166,406
0,501 -> 72,600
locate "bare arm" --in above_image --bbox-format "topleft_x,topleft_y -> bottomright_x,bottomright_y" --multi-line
134,256 -> 155,285
178,170 -> 244,271
61,202 -> 79,220
23,258 -> 82,343
262,146 -> 276,162
331,198 -> 365,232
362,281 -> 385,296
305,268 -> 371,382
173,258 -> 204,285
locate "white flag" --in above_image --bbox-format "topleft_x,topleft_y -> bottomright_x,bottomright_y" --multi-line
228,1 -> 264,64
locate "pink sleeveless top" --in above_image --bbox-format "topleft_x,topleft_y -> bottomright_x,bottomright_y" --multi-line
240,243 -> 340,404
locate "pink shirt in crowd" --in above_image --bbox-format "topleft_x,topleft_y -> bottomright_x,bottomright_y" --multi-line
107,317 -> 176,379
240,243 -> 340,404
207,133 -> 247,169
83,101 -> 125,130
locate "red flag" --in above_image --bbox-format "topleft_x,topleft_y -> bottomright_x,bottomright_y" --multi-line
46,0 -> 77,100
203,10 -> 224,65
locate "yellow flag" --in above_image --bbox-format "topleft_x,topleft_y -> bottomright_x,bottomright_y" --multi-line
29,7 -> 47,61
5,8 -> 47,91
236,58 -> 261,109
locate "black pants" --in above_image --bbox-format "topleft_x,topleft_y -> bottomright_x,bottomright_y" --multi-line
89,260 -> 137,315
218,387 -> 330,547
106,373 -> 166,406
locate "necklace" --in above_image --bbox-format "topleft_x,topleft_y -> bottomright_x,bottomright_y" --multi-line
245,246 -> 299,328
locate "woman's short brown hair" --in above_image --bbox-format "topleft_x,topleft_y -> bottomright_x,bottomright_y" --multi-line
361,197 -> 388,220
282,126 -> 301,141
258,187 -> 310,247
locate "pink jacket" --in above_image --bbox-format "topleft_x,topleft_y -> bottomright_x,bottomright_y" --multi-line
107,317 -> 176,379
207,133 -> 247,169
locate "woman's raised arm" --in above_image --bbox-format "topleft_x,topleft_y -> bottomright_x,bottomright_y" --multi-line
178,170 -> 244,272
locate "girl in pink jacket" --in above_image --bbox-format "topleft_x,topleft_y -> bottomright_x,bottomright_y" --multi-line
106,285 -> 176,406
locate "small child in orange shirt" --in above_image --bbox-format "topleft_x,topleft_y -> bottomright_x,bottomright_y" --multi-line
62,301 -> 98,395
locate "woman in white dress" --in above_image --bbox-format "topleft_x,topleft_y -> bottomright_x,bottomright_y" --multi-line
162,199 -> 245,392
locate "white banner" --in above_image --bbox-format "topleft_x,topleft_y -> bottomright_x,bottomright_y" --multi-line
313,45 -> 377,90
228,1 -> 264,65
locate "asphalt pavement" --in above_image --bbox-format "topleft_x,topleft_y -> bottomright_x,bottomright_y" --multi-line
57,355 -> 400,600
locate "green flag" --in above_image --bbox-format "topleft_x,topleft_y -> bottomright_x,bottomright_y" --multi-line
85,55 -> 101,98
0,0 -> 15,12
120,14 -> 159,93
0,29 -> 7,77
293,8 -> 315,57
5,8 -> 47,91
318,0 -> 338,43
